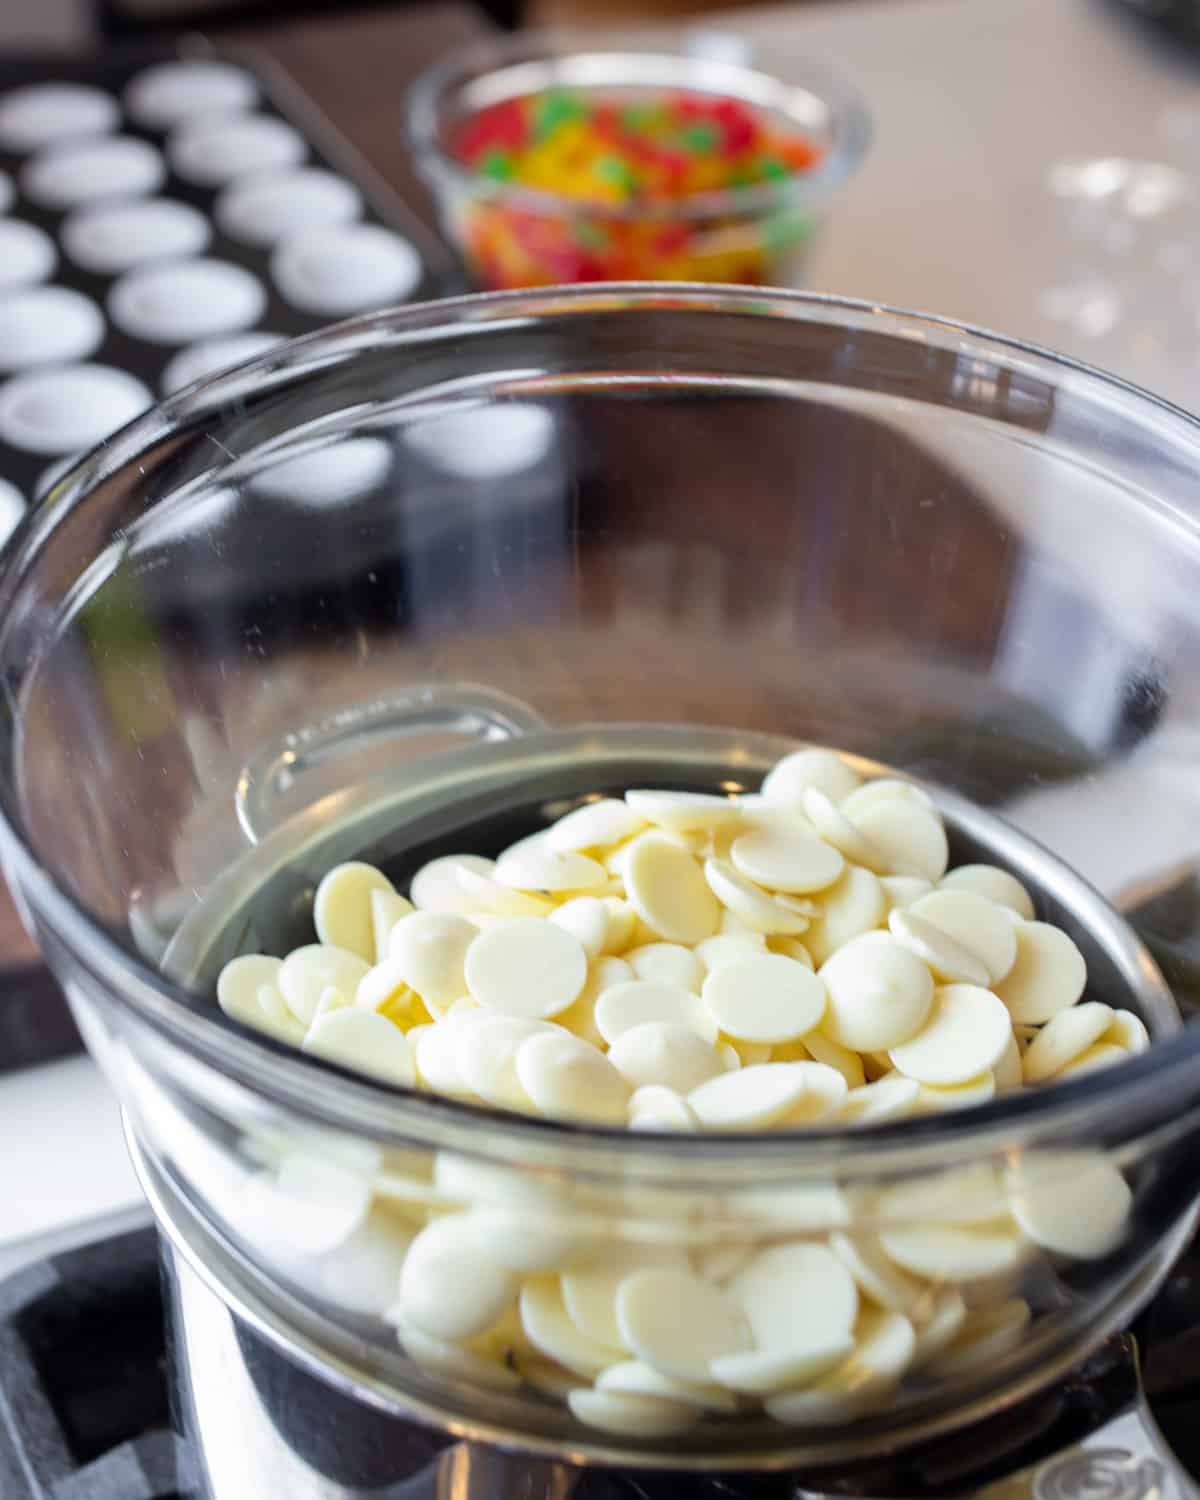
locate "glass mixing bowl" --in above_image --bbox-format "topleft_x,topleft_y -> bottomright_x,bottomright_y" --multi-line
1,286 -> 1200,1470
406,31 -> 869,288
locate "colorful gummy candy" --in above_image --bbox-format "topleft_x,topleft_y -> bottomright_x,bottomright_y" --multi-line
447,88 -> 825,289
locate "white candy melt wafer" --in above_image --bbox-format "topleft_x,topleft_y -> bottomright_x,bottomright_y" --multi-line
616,1268 -> 750,1382
456,1015 -> 548,1110
842,778 -> 934,819
888,984 -> 1013,1086
596,1359 -> 735,1411
561,1248 -> 684,1356
829,1233 -> 925,1313
398,1215 -> 520,1342
546,797 -> 647,851
521,1275 -> 624,1377
720,909 -> 770,944
495,841 -> 606,892
701,954 -> 825,1044
355,957 -> 412,1015
880,875 -> 934,912
567,1386 -> 699,1436
254,1152 -> 372,1257
917,1073 -> 997,1112
313,1207 -> 414,1317
703,857 -> 810,935
801,1031 -> 865,1088
467,1202 -> 584,1274
278,944 -> 370,1026
851,798 -> 949,881
387,911 -> 476,1009
879,1222 -> 1029,1281
550,896 -> 612,959
689,1062 -> 845,1129
770,934 -> 814,967
556,954 -> 632,1047
875,1165 -> 1007,1227
910,1290 -> 968,1369
695,934 -> 768,971
595,980 -> 717,1046
995,921 -> 1088,1024
627,1084 -> 698,1131
1022,1002 -> 1115,1082
370,889 -> 414,963
1058,1043 -> 1127,1077
515,1030 -> 630,1125
725,1243 -> 858,1361
765,1310 -> 916,1426
456,866 -> 553,917
625,833 -> 720,944
608,1022 -> 725,1093
939,863 -> 1035,919
465,918 -> 587,1019
1107,1010 -> 1149,1053
412,1019 -> 480,1102
627,941 -> 705,993
1007,1151 -> 1131,1258
410,854 -> 497,914
710,1338 -> 853,1395
302,1008 -> 414,1085
730,823 -> 844,894
602,899 -> 638,954
907,889 -> 1017,984
217,953 -> 284,1025
625,789 -> 743,833
802,787 -> 887,871
806,865 -> 887,965
562,1270 -> 632,1350
838,1075 -> 920,1124
887,906 -> 989,987
761,748 -> 862,806
818,932 -> 934,1052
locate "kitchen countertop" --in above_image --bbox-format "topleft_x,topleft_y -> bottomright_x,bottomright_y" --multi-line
740,0 -> 1200,410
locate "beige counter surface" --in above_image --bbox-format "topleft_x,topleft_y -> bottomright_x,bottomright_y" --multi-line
722,0 -> 1200,409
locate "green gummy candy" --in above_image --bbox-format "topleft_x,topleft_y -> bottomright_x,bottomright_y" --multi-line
535,89 -> 585,137
481,151 -> 513,180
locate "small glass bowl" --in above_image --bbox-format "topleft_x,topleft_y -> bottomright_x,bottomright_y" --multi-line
406,30 -> 870,289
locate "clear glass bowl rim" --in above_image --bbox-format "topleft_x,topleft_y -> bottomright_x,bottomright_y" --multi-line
2,281 -> 1199,1171
403,27 -> 872,224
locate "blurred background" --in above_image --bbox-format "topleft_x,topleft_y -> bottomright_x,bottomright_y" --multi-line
8,0 -> 815,42
4,0 -> 1196,47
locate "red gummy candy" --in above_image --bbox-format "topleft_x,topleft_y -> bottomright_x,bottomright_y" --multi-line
713,97 -> 757,154
454,98 -> 528,162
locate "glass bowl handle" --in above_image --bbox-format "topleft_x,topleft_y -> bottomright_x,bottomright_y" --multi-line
234,683 -> 546,846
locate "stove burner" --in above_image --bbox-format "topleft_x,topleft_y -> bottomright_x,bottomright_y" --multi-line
1032,1448 -> 1165,1500
0,1223 -> 191,1499
1,1220 -> 1197,1500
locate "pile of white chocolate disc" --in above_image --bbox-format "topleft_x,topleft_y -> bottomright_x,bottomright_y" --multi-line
218,746 -> 1148,1129
214,747 -> 1150,1440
